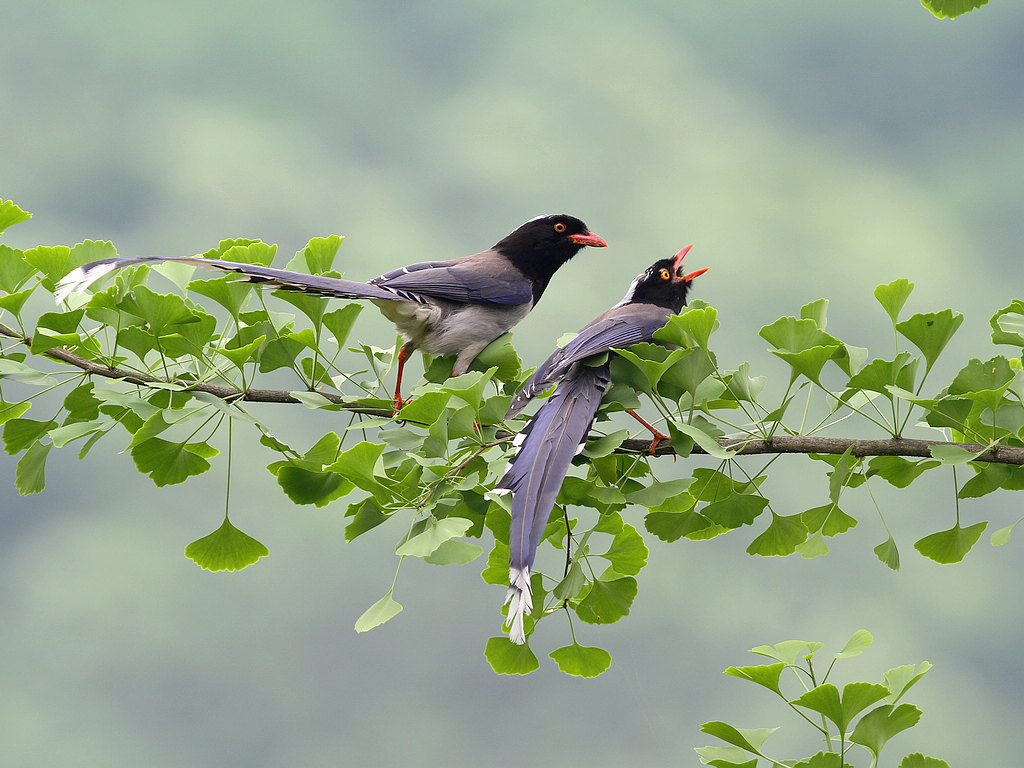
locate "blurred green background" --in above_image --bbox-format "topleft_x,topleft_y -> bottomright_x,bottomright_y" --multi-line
2,1 -> 1023,765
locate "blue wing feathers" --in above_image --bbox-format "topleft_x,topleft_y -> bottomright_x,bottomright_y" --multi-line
499,363 -> 612,574
506,307 -> 671,418
372,260 -> 532,306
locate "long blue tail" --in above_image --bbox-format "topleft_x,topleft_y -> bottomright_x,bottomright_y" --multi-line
55,256 -> 403,304
496,362 -> 611,643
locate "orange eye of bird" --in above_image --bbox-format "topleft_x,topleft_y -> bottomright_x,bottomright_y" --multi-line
659,268 -> 671,280
554,222 -> 566,233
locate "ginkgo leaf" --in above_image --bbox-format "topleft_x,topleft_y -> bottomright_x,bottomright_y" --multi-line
185,518 -> 269,571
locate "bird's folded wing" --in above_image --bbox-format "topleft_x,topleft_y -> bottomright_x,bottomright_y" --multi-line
507,305 -> 671,417
371,257 -> 533,306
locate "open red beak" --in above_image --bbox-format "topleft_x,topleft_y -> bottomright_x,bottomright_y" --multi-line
671,245 -> 707,282
672,244 -> 694,270
569,231 -> 609,248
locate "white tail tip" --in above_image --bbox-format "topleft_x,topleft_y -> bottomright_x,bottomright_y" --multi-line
503,566 -> 533,644
54,263 -> 118,304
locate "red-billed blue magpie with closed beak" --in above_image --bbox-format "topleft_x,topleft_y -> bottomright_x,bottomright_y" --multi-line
55,215 -> 607,410
495,246 -> 708,644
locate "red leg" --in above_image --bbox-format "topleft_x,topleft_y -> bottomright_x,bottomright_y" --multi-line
392,342 -> 415,413
627,409 -> 669,454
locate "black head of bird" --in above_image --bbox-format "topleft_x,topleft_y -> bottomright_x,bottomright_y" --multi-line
620,244 -> 709,312
492,214 -> 608,304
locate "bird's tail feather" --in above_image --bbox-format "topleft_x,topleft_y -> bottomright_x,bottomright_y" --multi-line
497,362 -> 611,644
505,374 -> 550,419
55,255 -> 405,304
504,566 -> 532,645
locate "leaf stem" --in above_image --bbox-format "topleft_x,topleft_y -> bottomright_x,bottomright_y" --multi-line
224,417 -> 233,523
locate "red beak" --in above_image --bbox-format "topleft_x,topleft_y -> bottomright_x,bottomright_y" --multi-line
569,232 -> 609,248
672,244 -> 694,270
683,267 -> 709,282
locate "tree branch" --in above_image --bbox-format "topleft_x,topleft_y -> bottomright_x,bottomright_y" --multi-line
623,435 -> 1024,465
0,322 -> 395,418
6,323 -> 1023,465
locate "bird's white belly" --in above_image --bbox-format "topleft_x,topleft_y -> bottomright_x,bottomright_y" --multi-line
372,299 -> 443,347
372,298 -> 531,357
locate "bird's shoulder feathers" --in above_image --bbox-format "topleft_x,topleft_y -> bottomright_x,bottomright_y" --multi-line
369,250 -> 533,306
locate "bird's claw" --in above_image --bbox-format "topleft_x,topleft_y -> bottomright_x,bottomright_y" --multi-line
647,429 -> 670,455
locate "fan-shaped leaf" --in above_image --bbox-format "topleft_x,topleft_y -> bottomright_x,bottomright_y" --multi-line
185,518 -> 269,571
485,637 -> 539,675
575,577 -> 637,624
896,310 -> 963,372
914,522 -> 987,563
549,643 -> 612,677
354,591 -> 403,633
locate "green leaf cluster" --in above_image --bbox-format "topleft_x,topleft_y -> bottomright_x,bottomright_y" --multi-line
3,202 -> 1024,677
696,630 -> 948,767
